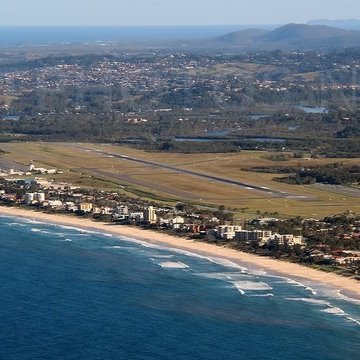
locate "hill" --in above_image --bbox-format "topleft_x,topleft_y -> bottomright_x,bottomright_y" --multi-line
212,23 -> 360,50
215,28 -> 269,45
308,19 -> 360,31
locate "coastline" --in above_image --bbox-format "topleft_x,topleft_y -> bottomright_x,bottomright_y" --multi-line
1,205 -> 360,299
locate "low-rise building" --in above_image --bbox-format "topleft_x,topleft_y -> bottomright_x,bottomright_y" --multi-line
235,230 -> 272,245
24,192 -> 35,205
271,234 -> 304,246
216,225 -> 242,240
79,202 -> 93,213
47,200 -> 64,209
129,212 -> 144,223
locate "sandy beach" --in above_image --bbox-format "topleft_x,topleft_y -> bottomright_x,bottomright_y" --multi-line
1,205 -> 360,299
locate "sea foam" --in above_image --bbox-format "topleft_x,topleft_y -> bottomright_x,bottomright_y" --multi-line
6,222 -> 26,227
30,228 -> 51,235
233,281 -> 272,291
285,298 -> 331,306
195,272 -> 252,281
322,307 -> 347,316
207,257 -> 248,271
158,261 -> 189,269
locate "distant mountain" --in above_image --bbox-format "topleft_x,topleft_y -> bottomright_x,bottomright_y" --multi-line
308,19 -> 360,31
215,28 -> 269,45
212,23 -> 360,50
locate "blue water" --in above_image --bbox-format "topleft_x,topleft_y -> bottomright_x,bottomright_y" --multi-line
295,106 -> 329,114
0,25 -> 273,47
174,136 -> 287,143
0,215 -> 359,359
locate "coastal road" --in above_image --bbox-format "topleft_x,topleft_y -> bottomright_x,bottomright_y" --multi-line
70,144 -> 310,199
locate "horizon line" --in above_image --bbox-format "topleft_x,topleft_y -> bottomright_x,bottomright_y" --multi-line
0,23 -> 284,27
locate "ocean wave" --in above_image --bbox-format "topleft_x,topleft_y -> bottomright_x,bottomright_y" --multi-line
170,248 -> 213,261
6,222 -> 26,227
195,272 -> 252,281
158,261 -> 189,269
305,287 -> 318,296
265,275 -> 305,286
23,219 -> 44,224
58,225 -> 103,235
285,298 -> 331,306
235,287 -> 246,295
336,292 -> 360,306
321,307 -> 347,316
102,233 -> 113,237
152,255 -> 174,259
125,238 -> 223,264
121,237 -> 171,251
30,228 -> 51,235
248,293 -> 274,297
207,257 -> 248,271
1,215 -> 46,226
233,281 -> 272,291
345,316 -> 360,326
286,298 -> 360,325
267,275 -> 318,295
282,279 -> 307,287
250,269 -> 268,276
30,228 -> 74,240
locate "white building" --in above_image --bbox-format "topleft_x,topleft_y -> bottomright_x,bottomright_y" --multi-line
48,200 -> 63,209
271,234 -> 304,246
24,193 -> 35,205
114,205 -> 129,216
101,207 -> 113,215
130,212 -> 144,223
144,206 -> 157,224
235,230 -> 272,245
34,192 -> 45,203
29,163 -> 57,175
216,225 -> 242,240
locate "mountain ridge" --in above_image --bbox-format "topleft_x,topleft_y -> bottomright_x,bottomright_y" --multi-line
212,23 -> 360,50
308,19 -> 360,31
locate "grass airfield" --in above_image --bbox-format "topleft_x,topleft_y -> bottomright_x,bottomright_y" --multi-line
1,141 -> 359,218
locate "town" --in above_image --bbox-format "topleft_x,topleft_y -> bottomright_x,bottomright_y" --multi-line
1,162 -> 359,277
0,48 -> 360,158
0,42 -> 360,280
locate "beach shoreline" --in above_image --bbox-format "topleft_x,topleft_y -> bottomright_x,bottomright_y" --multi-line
1,205 -> 360,300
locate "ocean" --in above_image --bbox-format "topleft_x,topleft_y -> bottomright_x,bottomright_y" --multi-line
0,215 -> 359,360
0,25 -> 274,48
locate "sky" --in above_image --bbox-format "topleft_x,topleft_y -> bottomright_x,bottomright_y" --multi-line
1,0 -> 360,26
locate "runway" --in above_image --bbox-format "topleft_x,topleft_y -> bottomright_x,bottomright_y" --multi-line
70,144 -> 310,200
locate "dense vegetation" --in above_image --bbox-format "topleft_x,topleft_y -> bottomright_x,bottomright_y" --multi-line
273,163 -> 360,185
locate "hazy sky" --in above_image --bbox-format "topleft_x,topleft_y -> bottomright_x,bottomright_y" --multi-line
1,0 -> 359,26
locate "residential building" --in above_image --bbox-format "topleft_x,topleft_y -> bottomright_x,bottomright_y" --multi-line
235,230 -> 272,245
144,206 -> 157,224
216,225 -> 242,240
79,202 -> 93,213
